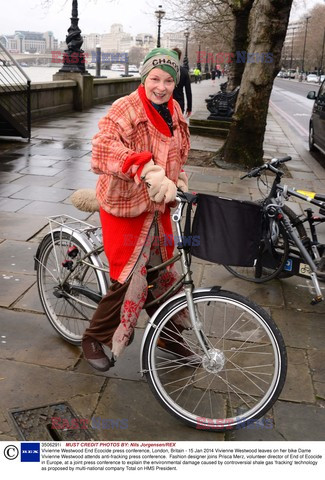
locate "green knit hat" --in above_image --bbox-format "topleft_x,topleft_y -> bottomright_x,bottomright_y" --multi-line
140,48 -> 180,84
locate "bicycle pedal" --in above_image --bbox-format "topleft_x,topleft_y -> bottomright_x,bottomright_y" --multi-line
310,295 -> 323,305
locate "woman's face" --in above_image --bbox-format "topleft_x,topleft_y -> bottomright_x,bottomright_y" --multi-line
144,68 -> 175,104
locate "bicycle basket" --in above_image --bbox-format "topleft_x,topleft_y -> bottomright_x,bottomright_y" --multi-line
190,193 -> 263,266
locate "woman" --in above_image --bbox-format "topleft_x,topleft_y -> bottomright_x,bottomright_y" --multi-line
82,48 -> 191,371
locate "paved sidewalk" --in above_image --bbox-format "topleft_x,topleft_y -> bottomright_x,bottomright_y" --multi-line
0,79 -> 324,442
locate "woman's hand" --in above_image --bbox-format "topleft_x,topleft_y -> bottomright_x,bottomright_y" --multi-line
151,177 -> 177,203
177,171 -> 189,192
141,160 -> 177,203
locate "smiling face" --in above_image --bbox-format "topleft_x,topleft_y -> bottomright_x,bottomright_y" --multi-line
144,68 -> 175,104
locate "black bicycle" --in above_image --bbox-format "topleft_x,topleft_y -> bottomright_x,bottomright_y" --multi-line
224,156 -> 325,304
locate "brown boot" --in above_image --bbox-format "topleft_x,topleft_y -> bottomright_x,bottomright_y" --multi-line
82,337 -> 111,372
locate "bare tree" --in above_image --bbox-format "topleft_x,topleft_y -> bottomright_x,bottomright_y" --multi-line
222,0 -> 293,167
227,0 -> 254,90
299,4 -> 325,73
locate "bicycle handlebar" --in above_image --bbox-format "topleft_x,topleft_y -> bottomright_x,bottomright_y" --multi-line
240,156 -> 292,179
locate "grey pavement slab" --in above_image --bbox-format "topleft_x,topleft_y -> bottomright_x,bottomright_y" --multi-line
308,349 -> 325,384
0,183 -> 26,197
0,172 -> 23,183
0,212 -> 48,241
17,200 -> 91,219
52,175 -> 97,190
227,414 -> 285,441
0,240 -> 38,274
52,159 -> 92,171
10,174 -> 66,187
274,402 -> 325,440
0,274 -> 35,307
272,308 -> 325,350
0,308 -> 80,370
11,185 -> 72,202
279,348 -> 315,403
0,198 -> 32,212
16,166 -> 65,176
92,378 -> 225,441
0,358 -> 105,413
13,282 -> 44,313
202,263 -> 285,308
277,275 -> 325,315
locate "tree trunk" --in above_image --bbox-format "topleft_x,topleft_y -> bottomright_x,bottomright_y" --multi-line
227,0 -> 254,91
223,0 -> 293,167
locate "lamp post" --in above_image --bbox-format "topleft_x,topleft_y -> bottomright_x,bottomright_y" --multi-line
289,26 -> 296,79
58,0 -> 88,74
320,27 -> 325,77
95,43 -> 101,77
301,16 -> 311,75
155,5 -> 165,48
197,43 -> 201,70
183,28 -> 190,71
205,49 -> 209,74
210,52 -> 214,73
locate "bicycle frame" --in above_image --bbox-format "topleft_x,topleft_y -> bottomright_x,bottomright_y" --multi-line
37,197 -> 213,357
266,184 -> 324,303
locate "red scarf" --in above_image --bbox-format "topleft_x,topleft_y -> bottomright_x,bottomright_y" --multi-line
138,85 -> 174,137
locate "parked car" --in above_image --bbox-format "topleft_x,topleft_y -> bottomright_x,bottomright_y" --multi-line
307,80 -> 325,154
307,73 -> 319,83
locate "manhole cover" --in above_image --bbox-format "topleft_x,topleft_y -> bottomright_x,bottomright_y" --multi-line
10,402 -> 95,441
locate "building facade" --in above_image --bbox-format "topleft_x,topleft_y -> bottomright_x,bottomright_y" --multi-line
0,31 -> 58,53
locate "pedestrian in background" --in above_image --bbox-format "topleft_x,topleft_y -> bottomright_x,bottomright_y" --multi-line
172,47 -> 192,118
211,67 -> 216,84
193,67 -> 201,84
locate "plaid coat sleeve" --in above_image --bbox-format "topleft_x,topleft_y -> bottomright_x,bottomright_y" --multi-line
91,99 -> 151,180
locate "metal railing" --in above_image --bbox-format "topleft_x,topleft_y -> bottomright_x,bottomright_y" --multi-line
0,41 -> 31,139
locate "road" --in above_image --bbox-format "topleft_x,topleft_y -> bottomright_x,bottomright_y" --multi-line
270,78 -> 319,141
270,78 -> 325,168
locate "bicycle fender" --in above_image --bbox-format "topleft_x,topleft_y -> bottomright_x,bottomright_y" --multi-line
139,286 -> 220,375
34,227 -> 109,296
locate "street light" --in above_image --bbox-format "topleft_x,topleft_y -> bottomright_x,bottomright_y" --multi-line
155,5 -> 165,48
197,43 -> 201,70
58,0 -> 87,74
95,43 -> 101,77
289,26 -> 296,79
320,27 -> 325,77
301,16 -> 311,75
183,28 -> 190,71
205,48 -> 209,74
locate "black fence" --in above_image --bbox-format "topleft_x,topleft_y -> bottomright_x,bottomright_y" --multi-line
0,42 -> 31,139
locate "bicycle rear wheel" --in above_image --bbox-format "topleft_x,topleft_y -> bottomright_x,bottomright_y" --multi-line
143,289 -> 287,431
36,231 -> 107,345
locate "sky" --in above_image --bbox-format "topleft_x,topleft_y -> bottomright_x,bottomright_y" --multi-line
0,0 -> 324,42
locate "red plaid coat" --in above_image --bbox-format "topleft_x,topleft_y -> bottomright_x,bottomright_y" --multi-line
91,88 -> 190,282
91,88 -> 190,217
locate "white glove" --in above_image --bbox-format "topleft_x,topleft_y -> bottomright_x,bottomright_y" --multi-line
177,171 -> 189,192
151,177 -> 177,203
141,160 -> 176,203
140,160 -> 165,197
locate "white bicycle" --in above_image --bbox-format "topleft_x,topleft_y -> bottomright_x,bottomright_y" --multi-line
35,191 -> 287,431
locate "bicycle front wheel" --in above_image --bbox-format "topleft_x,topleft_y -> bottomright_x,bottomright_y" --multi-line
36,232 -> 107,345
143,290 -> 286,431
